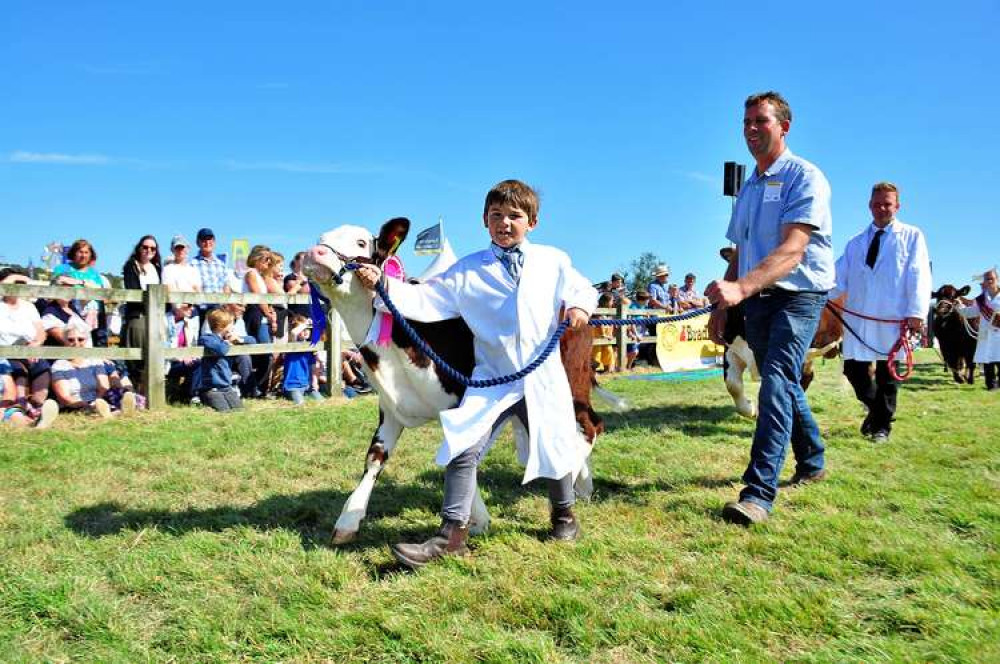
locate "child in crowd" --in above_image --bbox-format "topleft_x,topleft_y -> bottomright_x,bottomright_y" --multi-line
356,179 -> 597,569
197,309 -> 244,411
592,292 -> 617,372
282,314 -> 324,404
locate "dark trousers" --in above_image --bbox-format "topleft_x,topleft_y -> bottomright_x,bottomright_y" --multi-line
984,362 -> 999,389
843,359 -> 899,434
200,387 -> 243,412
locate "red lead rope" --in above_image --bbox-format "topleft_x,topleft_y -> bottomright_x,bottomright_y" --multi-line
826,300 -> 915,381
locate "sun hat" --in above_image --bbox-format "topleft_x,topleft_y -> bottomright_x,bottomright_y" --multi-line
653,264 -> 670,277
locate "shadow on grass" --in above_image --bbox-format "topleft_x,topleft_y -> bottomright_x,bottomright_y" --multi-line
602,403 -> 744,437
64,478 -> 446,551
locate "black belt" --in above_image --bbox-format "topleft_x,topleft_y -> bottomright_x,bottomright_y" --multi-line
757,287 -> 828,298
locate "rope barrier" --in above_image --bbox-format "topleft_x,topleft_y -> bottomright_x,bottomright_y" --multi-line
350,261 -> 716,387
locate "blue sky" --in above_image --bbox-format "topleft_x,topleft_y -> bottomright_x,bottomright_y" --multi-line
3,1 -> 997,290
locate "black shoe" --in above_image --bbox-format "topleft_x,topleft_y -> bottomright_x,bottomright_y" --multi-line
871,430 -> 890,445
860,412 -> 874,437
391,520 -> 470,570
550,507 -> 580,541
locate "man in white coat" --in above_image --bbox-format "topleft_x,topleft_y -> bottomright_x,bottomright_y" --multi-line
831,182 -> 932,443
961,268 -> 1000,390
356,179 -> 597,569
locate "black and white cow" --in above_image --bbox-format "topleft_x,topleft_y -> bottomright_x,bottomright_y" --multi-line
305,218 -> 610,544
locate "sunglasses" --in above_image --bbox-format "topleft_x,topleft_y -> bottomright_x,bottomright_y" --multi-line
140,245 -> 158,251
66,337 -> 88,343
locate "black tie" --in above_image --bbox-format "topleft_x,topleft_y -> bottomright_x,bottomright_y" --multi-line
865,229 -> 884,269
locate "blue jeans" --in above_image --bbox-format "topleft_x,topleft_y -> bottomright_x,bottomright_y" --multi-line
741,290 -> 827,511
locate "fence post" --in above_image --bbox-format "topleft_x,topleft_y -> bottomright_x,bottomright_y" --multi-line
615,299 -> 628,371
143,284 -> 167,410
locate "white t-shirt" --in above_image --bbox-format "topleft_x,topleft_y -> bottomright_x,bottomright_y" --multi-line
0,300 -> 42,346
138,263 -> 160,289
161,262 -> 203,292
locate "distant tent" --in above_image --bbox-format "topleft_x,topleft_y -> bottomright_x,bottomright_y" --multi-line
418,238 -> 457,280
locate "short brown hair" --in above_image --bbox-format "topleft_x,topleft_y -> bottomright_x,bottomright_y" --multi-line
67,239 -> 97,265
871,181 -> 900,198
484,179 -> 540,222
206,308 -> 234,333
745,91 -> 792,124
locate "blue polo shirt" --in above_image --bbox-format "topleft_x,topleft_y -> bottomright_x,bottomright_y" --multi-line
725,149 -> 835,292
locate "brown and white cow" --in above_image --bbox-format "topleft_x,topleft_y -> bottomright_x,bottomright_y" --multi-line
717,248 -> 843,417
931,284 -> 978,384
305,218 -> 610,544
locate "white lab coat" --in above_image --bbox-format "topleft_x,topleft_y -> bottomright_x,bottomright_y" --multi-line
383,240 -> 598,483
830,219 -> 932,361
961,291 -> 1000,363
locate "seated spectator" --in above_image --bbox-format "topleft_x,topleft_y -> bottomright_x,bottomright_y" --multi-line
161,235 -> 203,293
41,299 -> 88,346
678,272 -> 708,310
50,322 -> 136,417
284,252 -> 313,318
646,264 -> 672,311
629,290 -> 657,367
0,268 -> 52,408
591,293 -> 617,373
1,359 -> 58,429
197,309 -> 244,412
122,235 -> 163,388
340,348 -> 373,395
50,239 -> 107,346
282,314 -> 324,404
665,283 -> 683,314
201,303 -> 254,396
165,303 -> 202,402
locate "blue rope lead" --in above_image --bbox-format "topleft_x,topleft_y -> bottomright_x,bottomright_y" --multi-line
352,262 -> 715,387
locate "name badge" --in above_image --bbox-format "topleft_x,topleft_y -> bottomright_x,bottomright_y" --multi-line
763,181 -> 782,203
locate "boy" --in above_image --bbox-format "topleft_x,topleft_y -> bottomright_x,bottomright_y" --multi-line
282,314 -> 324,404
356,179 -> 597,569
197,309 -> 244,412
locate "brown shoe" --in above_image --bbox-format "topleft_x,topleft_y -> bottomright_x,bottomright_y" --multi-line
550,506 -> 580,541
721,500 -> 769,526
789,468 -> 827,486
391,520 -> 470,570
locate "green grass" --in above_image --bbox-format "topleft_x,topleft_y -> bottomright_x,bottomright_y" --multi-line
2,352 -> 998,662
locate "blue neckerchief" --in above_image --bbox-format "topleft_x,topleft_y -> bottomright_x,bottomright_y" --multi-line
491,242 -> 524,281
308,282 -> 330,345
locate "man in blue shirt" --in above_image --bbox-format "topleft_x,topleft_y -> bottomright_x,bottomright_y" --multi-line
706,91 -> 835,526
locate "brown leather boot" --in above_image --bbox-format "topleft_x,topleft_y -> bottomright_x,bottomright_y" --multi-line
391,520 -> 470,570
550,506 -> 580,541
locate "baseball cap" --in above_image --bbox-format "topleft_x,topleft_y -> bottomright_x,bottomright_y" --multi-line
611,272 -> 624,281
196,228 -> 215,242
170,234 -> 190,250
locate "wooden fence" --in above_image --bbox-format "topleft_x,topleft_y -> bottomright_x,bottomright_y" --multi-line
1,285 -> 667,409
0,283 -> 345,410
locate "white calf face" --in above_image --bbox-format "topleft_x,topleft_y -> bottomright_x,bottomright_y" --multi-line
303,225 -> 377,297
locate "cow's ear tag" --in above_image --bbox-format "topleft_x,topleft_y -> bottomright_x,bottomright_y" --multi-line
375,217 -> 411,264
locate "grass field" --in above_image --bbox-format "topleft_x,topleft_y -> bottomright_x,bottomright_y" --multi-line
2,352 -> 998,663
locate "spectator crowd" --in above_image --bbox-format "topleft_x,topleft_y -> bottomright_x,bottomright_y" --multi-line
1,227 -> 373,428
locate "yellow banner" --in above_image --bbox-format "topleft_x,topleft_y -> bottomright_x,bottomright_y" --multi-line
231,239 -> 250,276
655,312 -> 725,372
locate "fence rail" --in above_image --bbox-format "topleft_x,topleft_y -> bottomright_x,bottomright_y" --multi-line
0,283 -> 343,410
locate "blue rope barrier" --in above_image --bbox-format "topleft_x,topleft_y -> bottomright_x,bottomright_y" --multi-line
347,262 -> 715,387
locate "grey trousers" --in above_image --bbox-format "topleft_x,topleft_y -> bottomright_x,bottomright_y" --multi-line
441,398 -> 575,523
